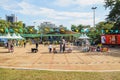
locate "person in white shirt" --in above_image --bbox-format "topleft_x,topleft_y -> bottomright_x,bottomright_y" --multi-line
48,44 -> 52,53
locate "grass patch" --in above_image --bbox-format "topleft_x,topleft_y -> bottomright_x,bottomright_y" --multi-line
0,68 -> 120,80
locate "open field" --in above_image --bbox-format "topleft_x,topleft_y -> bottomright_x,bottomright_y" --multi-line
0,44 -> 120,71
0,68 -> 120,80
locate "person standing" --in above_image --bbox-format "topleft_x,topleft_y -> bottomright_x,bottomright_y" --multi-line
63,43 -> 65,53
62,39 -> 66,53
23,40 -> 26,48
9,41 -> 14,53
8,40 -> 10,52
10,43 -> 14,53
48,44 -> 52,53
36,42 -> 39,49
59,41 -> 63,53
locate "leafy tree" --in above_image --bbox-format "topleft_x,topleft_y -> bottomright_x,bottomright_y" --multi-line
44,27 -> 50,33
0,20 -> 10,34
58,25 -> 66,33
71,24 -> 90,33
9,21 -> 24,34
71,25 -> 77,32
88,21 -> 114,44
77,24 -> 84,32
27,26 -> 37,34
104,0 -> 120,29
96,21 -> 114,30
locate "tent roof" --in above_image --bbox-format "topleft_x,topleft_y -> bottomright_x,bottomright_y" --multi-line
21,33 -> 80,37
79,34 -> 90,39
0,33 -> 24,39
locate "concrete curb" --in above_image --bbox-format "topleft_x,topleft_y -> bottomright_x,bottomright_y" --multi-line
0,66 -> 120,72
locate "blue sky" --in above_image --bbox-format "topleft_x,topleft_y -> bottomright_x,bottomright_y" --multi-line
0,0 -> 110,29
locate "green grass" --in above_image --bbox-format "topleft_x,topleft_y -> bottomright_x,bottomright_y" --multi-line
0,68 -> 120,80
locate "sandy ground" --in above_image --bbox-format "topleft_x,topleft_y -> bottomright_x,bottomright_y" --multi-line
0,44 -> 120,71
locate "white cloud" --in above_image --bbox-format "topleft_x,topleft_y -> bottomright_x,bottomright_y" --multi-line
0,0 -> 105,29
0,0 -> 21,11
9,1 -> 92,20
54,0 -> 104,7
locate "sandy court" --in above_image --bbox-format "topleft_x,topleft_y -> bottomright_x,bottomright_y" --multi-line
0,44 -> 120,71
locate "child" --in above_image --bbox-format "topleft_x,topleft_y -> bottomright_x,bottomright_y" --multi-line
53,47 -> 57,53
67,48 -> 72,53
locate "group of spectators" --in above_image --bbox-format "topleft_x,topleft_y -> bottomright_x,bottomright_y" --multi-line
5,40 -> 26,53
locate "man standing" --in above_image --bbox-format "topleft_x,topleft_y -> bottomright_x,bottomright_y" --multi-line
59,41 -> 63,53
36,42 -> 39,49
62,39 -> 66,53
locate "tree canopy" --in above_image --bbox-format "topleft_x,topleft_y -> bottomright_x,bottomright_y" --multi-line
104,0 -> 120,29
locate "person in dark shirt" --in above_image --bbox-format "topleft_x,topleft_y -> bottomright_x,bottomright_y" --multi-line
36,42 -> 38,49
24,41 -> 26,48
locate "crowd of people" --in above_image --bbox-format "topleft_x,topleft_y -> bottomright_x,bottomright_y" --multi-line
3,38 -> 109,53
5,40 -> 26,53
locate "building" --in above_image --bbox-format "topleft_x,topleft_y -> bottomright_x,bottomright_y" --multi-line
6,14 -> 17,23
40,22 -> 57,28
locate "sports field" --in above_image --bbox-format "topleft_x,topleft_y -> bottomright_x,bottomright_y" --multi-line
0,44 -> 120,71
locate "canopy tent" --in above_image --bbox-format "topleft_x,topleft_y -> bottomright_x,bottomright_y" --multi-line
12,33 -> 19,39
0,36 -> 5,39
78,34 -> 90,39
17,34 -> 24,39
11,33 -> 24,39
0,33 -> 24,39
5,33 -> 13,39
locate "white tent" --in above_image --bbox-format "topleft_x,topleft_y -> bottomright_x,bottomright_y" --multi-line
17,34 -> 24,39
79,34 -> 90,39
0,33 -> 14,39
11,33 -> 24,39
0,33 -> 24,39
12,33 -> 19,39
5,33 -> 13,39
83,34 -> 90,39
0,36 -> 4,39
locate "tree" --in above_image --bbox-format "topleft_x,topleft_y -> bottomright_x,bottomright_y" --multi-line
71,25 -> 77,32
104,0 -> 120,29
27,26 -> 37,34
77,24 -> 84,33
44,27 -> 50,33
96,21 -> 114,30
0,20 -> 10,34
58,25 -> 65,33
10,21 -> 24,33
104,0 -> 120,21
71,24 -> 90,33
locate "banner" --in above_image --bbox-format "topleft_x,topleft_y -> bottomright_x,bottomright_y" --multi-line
117,35 -> 120,44
101,34 -> 120,44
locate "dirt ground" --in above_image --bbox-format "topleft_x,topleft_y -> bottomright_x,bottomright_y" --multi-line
0,44 -> 120,71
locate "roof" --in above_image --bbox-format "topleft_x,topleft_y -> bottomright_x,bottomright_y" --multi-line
21,33 -> 80,38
